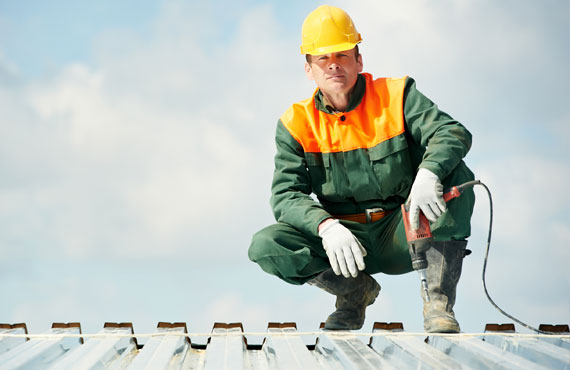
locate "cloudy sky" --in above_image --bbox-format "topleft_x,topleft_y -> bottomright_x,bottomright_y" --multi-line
1,0 -> 568,341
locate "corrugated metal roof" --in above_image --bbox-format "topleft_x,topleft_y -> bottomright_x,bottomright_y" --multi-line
1,321 -> 569,369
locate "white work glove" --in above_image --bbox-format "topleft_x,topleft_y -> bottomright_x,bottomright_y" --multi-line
318,219 -> 367,278
409,168 -> 446,230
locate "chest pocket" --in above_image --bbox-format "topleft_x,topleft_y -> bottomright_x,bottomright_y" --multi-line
305,153 -> 336,198
368,135 -> 415,199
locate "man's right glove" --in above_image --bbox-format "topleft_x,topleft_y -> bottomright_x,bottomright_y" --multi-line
318,219 -> 367,278
409,168 -> 446,230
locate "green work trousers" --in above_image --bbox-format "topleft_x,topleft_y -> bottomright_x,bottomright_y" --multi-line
249,167 -> 475,285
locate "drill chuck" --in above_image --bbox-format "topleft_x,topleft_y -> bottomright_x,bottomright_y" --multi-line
411,258 -> 427,271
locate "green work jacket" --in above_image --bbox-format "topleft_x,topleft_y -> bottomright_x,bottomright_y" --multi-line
270,73 -> 472,237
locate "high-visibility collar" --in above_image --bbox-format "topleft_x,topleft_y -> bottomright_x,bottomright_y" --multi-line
281,73 -> 407,153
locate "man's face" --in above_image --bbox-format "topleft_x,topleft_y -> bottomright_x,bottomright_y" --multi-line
304,47 -> 363,97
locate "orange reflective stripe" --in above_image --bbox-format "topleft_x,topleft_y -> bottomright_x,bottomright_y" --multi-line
281,73 -> 407,153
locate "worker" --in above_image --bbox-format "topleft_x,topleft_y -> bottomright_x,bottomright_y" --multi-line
248,5 -> 475,332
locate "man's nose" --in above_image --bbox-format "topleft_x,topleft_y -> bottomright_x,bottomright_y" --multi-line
327,56 -> 340,69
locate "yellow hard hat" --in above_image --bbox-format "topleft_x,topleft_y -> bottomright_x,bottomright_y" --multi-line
300,5 -> 362,55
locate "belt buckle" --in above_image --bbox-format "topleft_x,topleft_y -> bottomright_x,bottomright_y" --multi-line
365,207 -> 384,223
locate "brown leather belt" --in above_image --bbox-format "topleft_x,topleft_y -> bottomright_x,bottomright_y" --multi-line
333,208 -> 393,224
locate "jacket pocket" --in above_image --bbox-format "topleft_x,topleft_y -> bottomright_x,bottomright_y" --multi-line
305,152 -> 335,197
368,135 -> 415,199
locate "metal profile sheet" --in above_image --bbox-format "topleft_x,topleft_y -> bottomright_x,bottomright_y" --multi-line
0,323 -> 81,370
369,323 -> 462,369
316,331 -> 395,369
539,336 -> 570,351
427,334 -> 552,370
484,334 -> 570,369
263,323 -> 319,369
0,324 -> 28,354
0,321 -> 569,369
202,323 -> 246,370
537,325 -> 570,351
243,349 -> 270,370
47,323 -> 137,370
126,322 -> 189,370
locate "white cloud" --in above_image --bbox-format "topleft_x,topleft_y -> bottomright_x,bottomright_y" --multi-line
0,3 -> 302,261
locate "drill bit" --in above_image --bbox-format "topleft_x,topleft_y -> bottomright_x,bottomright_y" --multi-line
417,268 -> 430,302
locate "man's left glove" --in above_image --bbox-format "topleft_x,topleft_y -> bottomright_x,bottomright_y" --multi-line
318,219 -> 367,278
409,168 -> 446,230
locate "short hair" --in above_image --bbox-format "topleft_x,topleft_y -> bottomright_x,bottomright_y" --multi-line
305,45 -> 360,64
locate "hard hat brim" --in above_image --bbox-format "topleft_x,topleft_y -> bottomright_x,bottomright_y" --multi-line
300,40 -> 361,56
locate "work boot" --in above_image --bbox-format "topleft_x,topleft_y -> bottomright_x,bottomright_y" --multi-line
422,240 -> 470,333
308,268 -> 380,330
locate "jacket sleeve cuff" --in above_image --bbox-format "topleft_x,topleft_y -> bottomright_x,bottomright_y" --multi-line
313,213 -> 334,236
418,161 -> 445,180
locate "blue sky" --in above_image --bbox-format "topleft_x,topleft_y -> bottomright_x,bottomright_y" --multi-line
1,0 -> 568,341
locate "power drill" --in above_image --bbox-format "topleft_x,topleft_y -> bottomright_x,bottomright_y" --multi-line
401,180 -> 480,302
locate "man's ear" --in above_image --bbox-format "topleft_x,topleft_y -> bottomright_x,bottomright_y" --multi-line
357,54 -> 363,73
304,62 -> 314,80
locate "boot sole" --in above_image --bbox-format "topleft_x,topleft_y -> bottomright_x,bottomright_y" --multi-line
424,315 -> 460,333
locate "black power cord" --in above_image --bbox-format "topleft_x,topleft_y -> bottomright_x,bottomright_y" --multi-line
476,181 -> 552,335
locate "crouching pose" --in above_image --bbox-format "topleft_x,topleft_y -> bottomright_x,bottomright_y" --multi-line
249,5 -> 475,332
